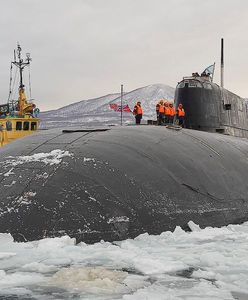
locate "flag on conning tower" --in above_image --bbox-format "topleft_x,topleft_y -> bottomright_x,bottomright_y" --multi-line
202,63 -> 215,75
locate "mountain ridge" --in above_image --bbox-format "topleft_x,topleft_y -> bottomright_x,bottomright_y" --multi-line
40,83 -> 175,128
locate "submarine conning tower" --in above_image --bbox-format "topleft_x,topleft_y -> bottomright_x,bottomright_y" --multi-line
174,73 -> 248,138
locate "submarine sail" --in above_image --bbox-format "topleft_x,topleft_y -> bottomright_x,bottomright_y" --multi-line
174,74 -> 248,137
174,39 -> 248,138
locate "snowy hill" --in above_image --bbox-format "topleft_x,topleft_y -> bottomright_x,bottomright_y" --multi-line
40,84 -> 175,128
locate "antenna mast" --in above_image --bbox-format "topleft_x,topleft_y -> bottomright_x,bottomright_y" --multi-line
11,43 -> 32,116
12,43 -> 31,90
221,38 -> 224,88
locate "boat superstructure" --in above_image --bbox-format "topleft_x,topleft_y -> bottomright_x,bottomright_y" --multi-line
0,44 -> 39,147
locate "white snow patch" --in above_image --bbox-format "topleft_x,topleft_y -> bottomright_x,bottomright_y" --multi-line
4,149 -> 73,168
4,168 -> 15,177
107,216 -> 130,224
4,180 -> 16,187
35,172 -> 49,179
16,191 -> 37,205
83,157 -> 96,162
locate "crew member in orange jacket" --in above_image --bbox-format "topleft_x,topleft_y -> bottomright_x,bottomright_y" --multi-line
157,100 -> 165,125
164,101 -> 170,124
176,103 -> 185,127
168,102 -> 176,124
133,101 -> 143,125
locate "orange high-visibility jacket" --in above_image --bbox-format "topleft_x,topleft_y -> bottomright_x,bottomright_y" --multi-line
134,105 -> 143,115
137,106 -> 143,115
164,106 -> 170,116
158,104 -> 165,113
177,107 -> 185,117
169,106 -> 176,116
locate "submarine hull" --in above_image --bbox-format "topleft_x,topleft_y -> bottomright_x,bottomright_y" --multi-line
0,126 -> 248,243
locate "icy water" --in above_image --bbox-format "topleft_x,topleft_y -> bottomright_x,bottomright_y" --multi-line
1,222 -> 248,300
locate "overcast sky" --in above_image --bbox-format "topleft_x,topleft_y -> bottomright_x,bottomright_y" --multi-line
0,0 -> 248,111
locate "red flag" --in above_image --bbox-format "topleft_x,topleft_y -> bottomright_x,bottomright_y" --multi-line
122,104 -> 132,112
109,103 -> 118,110
109,103 -> 131,112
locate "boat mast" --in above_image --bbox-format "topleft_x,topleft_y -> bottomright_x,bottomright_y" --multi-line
12,43 -> 32,116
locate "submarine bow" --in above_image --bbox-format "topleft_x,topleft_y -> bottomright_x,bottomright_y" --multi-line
0,126 -> 248,243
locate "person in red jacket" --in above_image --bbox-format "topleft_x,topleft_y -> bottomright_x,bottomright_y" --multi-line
176,103 -> 185,127
133,101 -> 143,125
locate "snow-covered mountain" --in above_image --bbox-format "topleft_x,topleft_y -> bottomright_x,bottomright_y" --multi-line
40,84 -> 175,128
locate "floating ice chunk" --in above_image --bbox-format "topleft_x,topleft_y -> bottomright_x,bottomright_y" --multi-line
0,252 -> 16,260
49,267 -> 128,293
41,258 -> 72,266
36,235 -> 76,252
0,287 -> 32,296
0,272 -> 45,288
173,226 -> 186,236
192,269 -> 216,280
0,233 -> 14,245
188,220 -> 201,232
0,270 -> 6,279
21,262 -> 58,273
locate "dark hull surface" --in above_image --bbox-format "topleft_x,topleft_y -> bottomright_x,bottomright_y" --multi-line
0,126 -> 248,243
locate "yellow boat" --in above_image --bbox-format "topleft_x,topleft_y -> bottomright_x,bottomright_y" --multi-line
0,44 -> 40,147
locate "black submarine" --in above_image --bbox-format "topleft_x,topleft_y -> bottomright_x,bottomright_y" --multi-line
0,39 -> 248,244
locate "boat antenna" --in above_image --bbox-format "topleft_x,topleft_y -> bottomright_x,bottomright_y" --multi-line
7,63 -> 13,103
221,38 -> 224,88
28,66 -> 32,99
11,43 -> 32,116
12,43 -> 32,90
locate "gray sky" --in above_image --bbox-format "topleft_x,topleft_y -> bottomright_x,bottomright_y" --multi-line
0,0 -> 248,111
